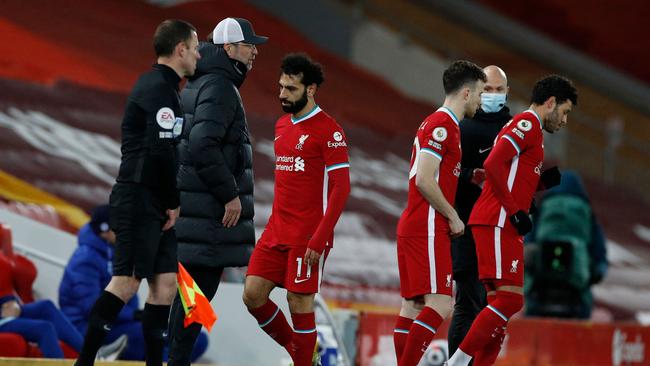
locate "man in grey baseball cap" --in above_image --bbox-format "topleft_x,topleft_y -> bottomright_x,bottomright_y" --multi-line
212,17 -> 268,45
209,17 -> 268,71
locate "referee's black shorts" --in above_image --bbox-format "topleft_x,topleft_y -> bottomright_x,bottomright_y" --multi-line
109,182 -> 178,279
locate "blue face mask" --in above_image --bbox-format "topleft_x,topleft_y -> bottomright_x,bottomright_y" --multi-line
481,93 -> 507,113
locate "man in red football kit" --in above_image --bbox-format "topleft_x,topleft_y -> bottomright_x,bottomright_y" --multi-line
446,75 -> 578,366
242,54 -> 350,366
393,60 -> 486,366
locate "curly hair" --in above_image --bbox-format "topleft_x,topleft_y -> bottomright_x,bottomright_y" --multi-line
280,53 -> 325,87
530,75 -> 578,106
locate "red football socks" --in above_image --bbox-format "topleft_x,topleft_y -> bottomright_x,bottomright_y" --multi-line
248,300 -> 293,352
290,312 -> 317,366
457,291 -> 523,359
399,307 -> 444,366
473,293 -> 504,365
473,324 -> 506,366
393,316 -> 414,363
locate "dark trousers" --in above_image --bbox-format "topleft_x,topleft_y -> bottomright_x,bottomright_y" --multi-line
167,264 -> 223,366
447,269 -> 487,359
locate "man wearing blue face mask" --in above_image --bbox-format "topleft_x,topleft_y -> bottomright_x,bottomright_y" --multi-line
448,65 -> 511,360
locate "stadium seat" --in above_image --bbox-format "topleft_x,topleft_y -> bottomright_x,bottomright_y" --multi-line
0,333 -> 30,357
0,223 -> 71,358
0,223 -> 37,303
0,222 -> 14,257
12,253 -> 37,303
0,333 -> 77,358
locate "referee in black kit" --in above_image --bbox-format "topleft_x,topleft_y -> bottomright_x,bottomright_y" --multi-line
74,20 -> 200,366
447,65 -> 512,360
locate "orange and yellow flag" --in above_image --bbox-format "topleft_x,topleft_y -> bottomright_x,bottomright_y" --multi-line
177,262 -> 217,332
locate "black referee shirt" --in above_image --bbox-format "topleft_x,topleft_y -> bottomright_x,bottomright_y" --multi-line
115,64 -> 184,210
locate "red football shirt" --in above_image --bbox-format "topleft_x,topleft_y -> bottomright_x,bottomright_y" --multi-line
469,110 -> 544,227
397,107 -> 462,236
259,106 -> 350,247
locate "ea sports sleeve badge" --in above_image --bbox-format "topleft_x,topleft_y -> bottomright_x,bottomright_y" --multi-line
156,107 -> 175,129
156,107 -> 183,139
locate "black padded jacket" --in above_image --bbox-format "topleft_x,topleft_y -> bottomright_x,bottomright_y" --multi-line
175,43 -> 254,267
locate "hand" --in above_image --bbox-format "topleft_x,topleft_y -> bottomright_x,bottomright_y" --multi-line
471,168 -> 486,186
304,248 -> 321,267
1,301 -> 21,318
448,214 -> 465,239
509,210 -> 533,236
539,166 -> 561,190
162,206 -> 180,231
222,196 -> 242,228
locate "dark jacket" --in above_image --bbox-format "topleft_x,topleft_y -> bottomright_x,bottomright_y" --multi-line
452,107 -> 511,274
524,171 -> 608,318
175,43 -> 255,267
115,64 -> 183,210
59,224 -> 139,333
527,171 -> 608,284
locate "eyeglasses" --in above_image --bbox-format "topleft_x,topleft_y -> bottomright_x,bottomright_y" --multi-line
234,42 -> 256,51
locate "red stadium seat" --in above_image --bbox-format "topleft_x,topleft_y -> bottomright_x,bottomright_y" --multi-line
12,254 -> 37,304
0,223 -> 37,303
0,333 -> 77,359
0,333 -> 29,357
0,223 -> 14,257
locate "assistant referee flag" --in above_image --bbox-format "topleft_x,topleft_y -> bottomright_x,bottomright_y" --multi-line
177,262 -> 217,331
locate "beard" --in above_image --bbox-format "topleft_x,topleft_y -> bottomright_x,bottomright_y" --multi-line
281,89 -> 308,114
543,107 -> 560,133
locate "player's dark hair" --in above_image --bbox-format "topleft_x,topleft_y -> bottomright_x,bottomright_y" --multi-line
280,53 -> 325,87
443,60 -> 487,95
153,19 -> 196,57
530,75 -> 578,106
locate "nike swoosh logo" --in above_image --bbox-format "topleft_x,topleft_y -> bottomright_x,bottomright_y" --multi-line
274,135 -> 281,141
294,278 -> 310,284
479,147 -> 492,154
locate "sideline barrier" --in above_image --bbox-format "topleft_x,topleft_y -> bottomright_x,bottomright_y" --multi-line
357,312 -> 649,366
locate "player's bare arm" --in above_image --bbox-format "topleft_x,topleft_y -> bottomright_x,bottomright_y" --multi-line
415,152 -> 464,237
